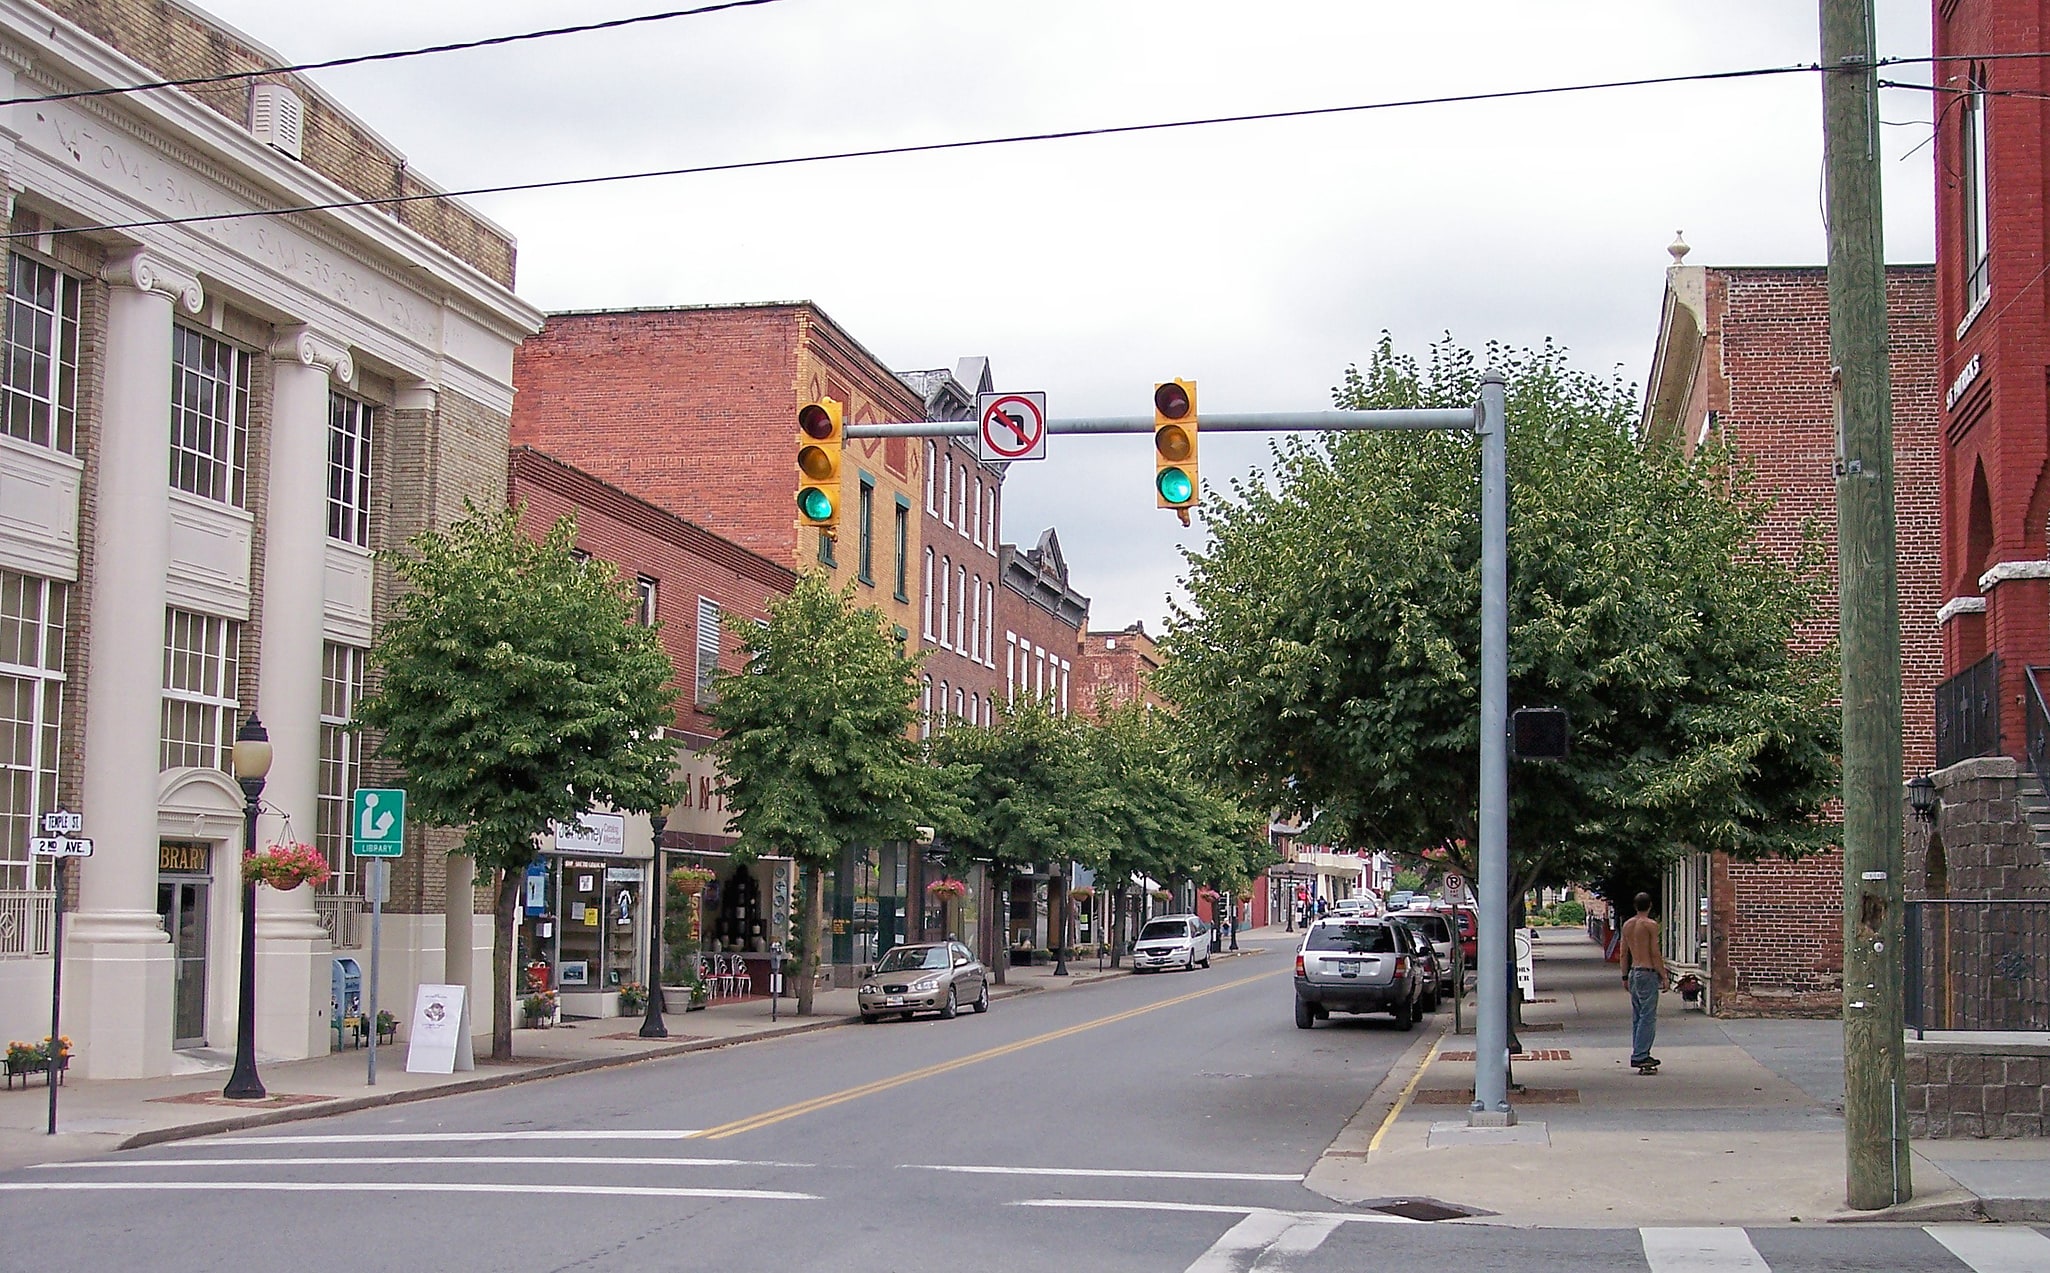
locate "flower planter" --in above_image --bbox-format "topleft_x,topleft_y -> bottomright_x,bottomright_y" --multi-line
3,1055 -> 68,1089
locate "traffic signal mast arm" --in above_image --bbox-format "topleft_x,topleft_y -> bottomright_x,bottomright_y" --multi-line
842,407 -> 1479,438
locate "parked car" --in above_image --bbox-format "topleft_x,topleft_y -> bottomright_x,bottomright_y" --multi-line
1293,916 -> 1426,1029
1391,910 -> 1459,1000
1328,895 -> 1376,916
1444,905 -> 1479,963
858,941 -> 989,1022
1131,915 -> 1212,972
1384,890 -> 1415,912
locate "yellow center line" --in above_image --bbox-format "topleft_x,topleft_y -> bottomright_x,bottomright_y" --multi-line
695,966 -> 1282,1140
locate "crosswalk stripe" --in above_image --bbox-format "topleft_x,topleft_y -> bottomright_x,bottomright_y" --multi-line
1641,1228 -> 1769,1272
1926,1224 -> 2050,1273
212,1131 -> 704,1145
904,1164 -> 1303,1183
0,1181 -> 813,1200
38,1155 -> 808,1170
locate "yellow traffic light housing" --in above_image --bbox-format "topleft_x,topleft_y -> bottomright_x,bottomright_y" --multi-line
1154,379 -> 1198,523
796,397 -> 844,533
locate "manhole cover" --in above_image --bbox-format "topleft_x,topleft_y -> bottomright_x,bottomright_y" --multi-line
1369,1198 -> 1479,1222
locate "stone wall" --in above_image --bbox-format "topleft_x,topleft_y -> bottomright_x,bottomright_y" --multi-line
1907,1040 -> 2050,1138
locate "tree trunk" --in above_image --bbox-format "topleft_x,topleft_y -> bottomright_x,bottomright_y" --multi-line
797,862 -> 823,1016
1110,887 -> 1124,968
990,872 -> 1008,986
491,867 -> 520,1062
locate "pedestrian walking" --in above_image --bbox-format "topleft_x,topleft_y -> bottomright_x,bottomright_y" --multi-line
1619,892 -> 1666,1073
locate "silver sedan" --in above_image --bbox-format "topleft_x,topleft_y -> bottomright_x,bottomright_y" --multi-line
858,941 -> 990,1022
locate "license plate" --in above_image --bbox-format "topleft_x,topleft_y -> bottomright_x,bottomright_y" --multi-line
1337,961 -> 1360,976
885,996 -> 904,1006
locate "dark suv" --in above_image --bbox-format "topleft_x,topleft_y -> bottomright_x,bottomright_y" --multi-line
1293,916 -> 1426,1029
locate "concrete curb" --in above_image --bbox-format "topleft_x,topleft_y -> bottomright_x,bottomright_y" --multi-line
1307,1013 -> 1454,1192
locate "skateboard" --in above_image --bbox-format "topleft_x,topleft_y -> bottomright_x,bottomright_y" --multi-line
1634,1060 -> 1661,1075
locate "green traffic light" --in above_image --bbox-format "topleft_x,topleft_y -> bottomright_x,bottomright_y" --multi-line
1156,467 -> 1194,505
798,487 -> 835,522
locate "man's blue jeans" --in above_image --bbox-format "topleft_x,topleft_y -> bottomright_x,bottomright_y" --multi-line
1627,968 -> 1660,1064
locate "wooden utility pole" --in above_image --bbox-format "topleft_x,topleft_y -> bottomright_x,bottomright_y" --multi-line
1819,0 -> 1911,1210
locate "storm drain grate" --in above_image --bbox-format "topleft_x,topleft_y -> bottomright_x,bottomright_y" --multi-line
1436,1049 -> 1571,1062
1367,1198 -> 1480,1222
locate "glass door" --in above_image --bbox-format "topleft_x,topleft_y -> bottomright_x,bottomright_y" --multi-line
156,875 -> 209,1048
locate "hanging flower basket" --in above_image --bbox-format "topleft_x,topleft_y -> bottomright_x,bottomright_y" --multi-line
1068,885 -> 1095,903
1150,889 -> 1173,904
243,843 -> 331,891
669,866 -> 717,896
925,878 -> 968,901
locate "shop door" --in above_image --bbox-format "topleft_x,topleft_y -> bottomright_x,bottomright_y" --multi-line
156,873 -> 210,1048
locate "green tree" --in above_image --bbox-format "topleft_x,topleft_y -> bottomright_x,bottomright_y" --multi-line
929,698 -> 1108,983
1159,334 -> 1839,927
357,503 -> 680,1061
708,573 -> 931,1014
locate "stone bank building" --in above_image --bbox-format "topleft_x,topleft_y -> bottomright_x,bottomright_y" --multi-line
0,0 -> 540,1076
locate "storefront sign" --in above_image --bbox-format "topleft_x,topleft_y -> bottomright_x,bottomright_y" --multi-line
551,811 -> 626,856
604,867 -> 644,883
403,983 -> 471,1075
668,747 -> 737,839
159,843 -> 211,874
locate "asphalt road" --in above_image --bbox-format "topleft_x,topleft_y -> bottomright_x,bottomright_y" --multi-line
3,955 -> 2047,1273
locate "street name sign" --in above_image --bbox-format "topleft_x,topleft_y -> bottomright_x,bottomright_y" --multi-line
977,391 -> 1047,462
352,788 -> 406,858
29,837 -> 92,858
40,810 -> 82,835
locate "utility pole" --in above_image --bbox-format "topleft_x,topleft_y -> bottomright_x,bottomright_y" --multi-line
1819,0 -> 1910,1210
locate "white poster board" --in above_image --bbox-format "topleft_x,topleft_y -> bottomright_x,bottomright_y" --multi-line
1514,931 -> 1536,999
405,983 -> 473,1074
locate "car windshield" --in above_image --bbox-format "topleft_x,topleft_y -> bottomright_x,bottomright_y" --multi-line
1139,920 -> 1189,941
1306,923 -> 1398,954
874,946 -> 948,973
1403,915 -> 1453,943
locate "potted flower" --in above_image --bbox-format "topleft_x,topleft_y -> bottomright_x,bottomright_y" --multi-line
925,877 -> 968,901
668,865 -> 716,896
373,1010 -> 398,1044
5,1036 -> 70,1088
243,842 -> 332,891
618,982 -> 649,1015
522,989 -> 558,1027
1069,885 -> 1094,904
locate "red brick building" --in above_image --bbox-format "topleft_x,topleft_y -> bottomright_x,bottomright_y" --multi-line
509,303 -> 928,649
1642,258 -> 1940,1015
899,359 -> 1007,734
1000,530 -> 1089,715
1074,621 -> 1168,720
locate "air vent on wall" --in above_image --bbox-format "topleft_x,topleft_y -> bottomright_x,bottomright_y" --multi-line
248,83 -> 305,160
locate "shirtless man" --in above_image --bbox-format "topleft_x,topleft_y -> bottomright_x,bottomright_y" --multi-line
1619,893 -> 1666,1071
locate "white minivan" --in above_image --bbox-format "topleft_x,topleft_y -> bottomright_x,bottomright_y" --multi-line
1131,915 -> 1212,972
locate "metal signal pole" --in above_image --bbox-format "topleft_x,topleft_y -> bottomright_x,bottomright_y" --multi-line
1820,0 -> 1911,1210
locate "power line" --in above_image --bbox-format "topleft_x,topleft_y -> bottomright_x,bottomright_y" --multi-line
0,0 -> 791,110
4,61 -> 1829,244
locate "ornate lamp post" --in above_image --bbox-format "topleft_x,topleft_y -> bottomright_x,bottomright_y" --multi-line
640,811 -> 670,1038
223,714 -> 272,1100
1907,773 -> 1939,823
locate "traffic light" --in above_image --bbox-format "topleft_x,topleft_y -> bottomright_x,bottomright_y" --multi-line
795,397 -> 843,533
1154,379 -> 1198,523
1512,706 -> 1570,760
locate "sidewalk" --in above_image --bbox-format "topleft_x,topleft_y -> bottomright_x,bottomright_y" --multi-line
0,944 -> 1205,1173
1307,928 -> 2050,1227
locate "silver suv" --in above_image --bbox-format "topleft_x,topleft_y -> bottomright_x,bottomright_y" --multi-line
1131,915 -> 1212,972
1293,915 -> 1425,1029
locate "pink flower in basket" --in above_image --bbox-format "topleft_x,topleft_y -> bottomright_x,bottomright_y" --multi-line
925,877 -> 968,901
243,842 -> 332,891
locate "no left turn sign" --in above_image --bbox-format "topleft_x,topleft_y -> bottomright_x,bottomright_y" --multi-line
977,391 -> 1047,462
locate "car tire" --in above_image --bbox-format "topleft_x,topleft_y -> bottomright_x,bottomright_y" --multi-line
1202,952 -> 1212,968
973,981 -> 989,1013
860,1013 -> 878,1024
939,987 -> 958,1019
1421,990 -> 1439,1014
1395,1001 -> 1416,1031
1295,998 -> 1315,1029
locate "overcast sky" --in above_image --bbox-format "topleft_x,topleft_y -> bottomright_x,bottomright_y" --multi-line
194,0 -> 1937,633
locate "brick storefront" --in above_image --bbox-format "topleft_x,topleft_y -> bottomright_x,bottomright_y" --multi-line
1643,259 -> 1940,1016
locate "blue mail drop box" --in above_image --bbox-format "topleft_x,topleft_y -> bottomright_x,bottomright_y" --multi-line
331,957 -> 362,1021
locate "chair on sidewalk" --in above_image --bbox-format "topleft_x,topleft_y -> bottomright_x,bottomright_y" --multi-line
697,954 -> 722,1000
721,952 -> 749,998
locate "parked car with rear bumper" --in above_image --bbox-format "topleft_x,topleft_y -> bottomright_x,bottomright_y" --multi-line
1294,916 -> 1425,1029
858,941 -> 989,1022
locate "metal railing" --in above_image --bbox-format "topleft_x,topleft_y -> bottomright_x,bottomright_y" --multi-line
0,890 -> 54,958
1906,899 -> 2050,1036
2027,667 -> 2050,797
316,893 -> 365,949
1935,652 -> 2002,769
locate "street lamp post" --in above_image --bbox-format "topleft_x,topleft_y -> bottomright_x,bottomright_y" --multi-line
1052,872 -> 1070,977
223,714 -> 272,1100
639,811 -> 670,1039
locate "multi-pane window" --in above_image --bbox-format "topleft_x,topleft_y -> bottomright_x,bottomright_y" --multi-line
984,582 -> 996,664
942,455 -> 954,526
0,571 -> 66,893
968,575 -> 981,661
1962,63 -> 1991,315
170,326 -> 249,507
969,481 -> 981,549
695,597 -> 722,706
327,393 -> 373,547
939,556 -> 952,649
985,491 -> 998,554
922,549 -> 935,638
2,255 -> 80,453
893,499 -> 910,601
955,564 -> 967,650
924,442 -> 937,512
317,644 -> 365,896
637,577 -> 659,627
857,477 -> 876,584
160,609 -> 241,772
920,675 -> 933,739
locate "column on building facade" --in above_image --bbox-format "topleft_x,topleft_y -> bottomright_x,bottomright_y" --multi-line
254,325 -> 354,1058
69,249 -> 205,1079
